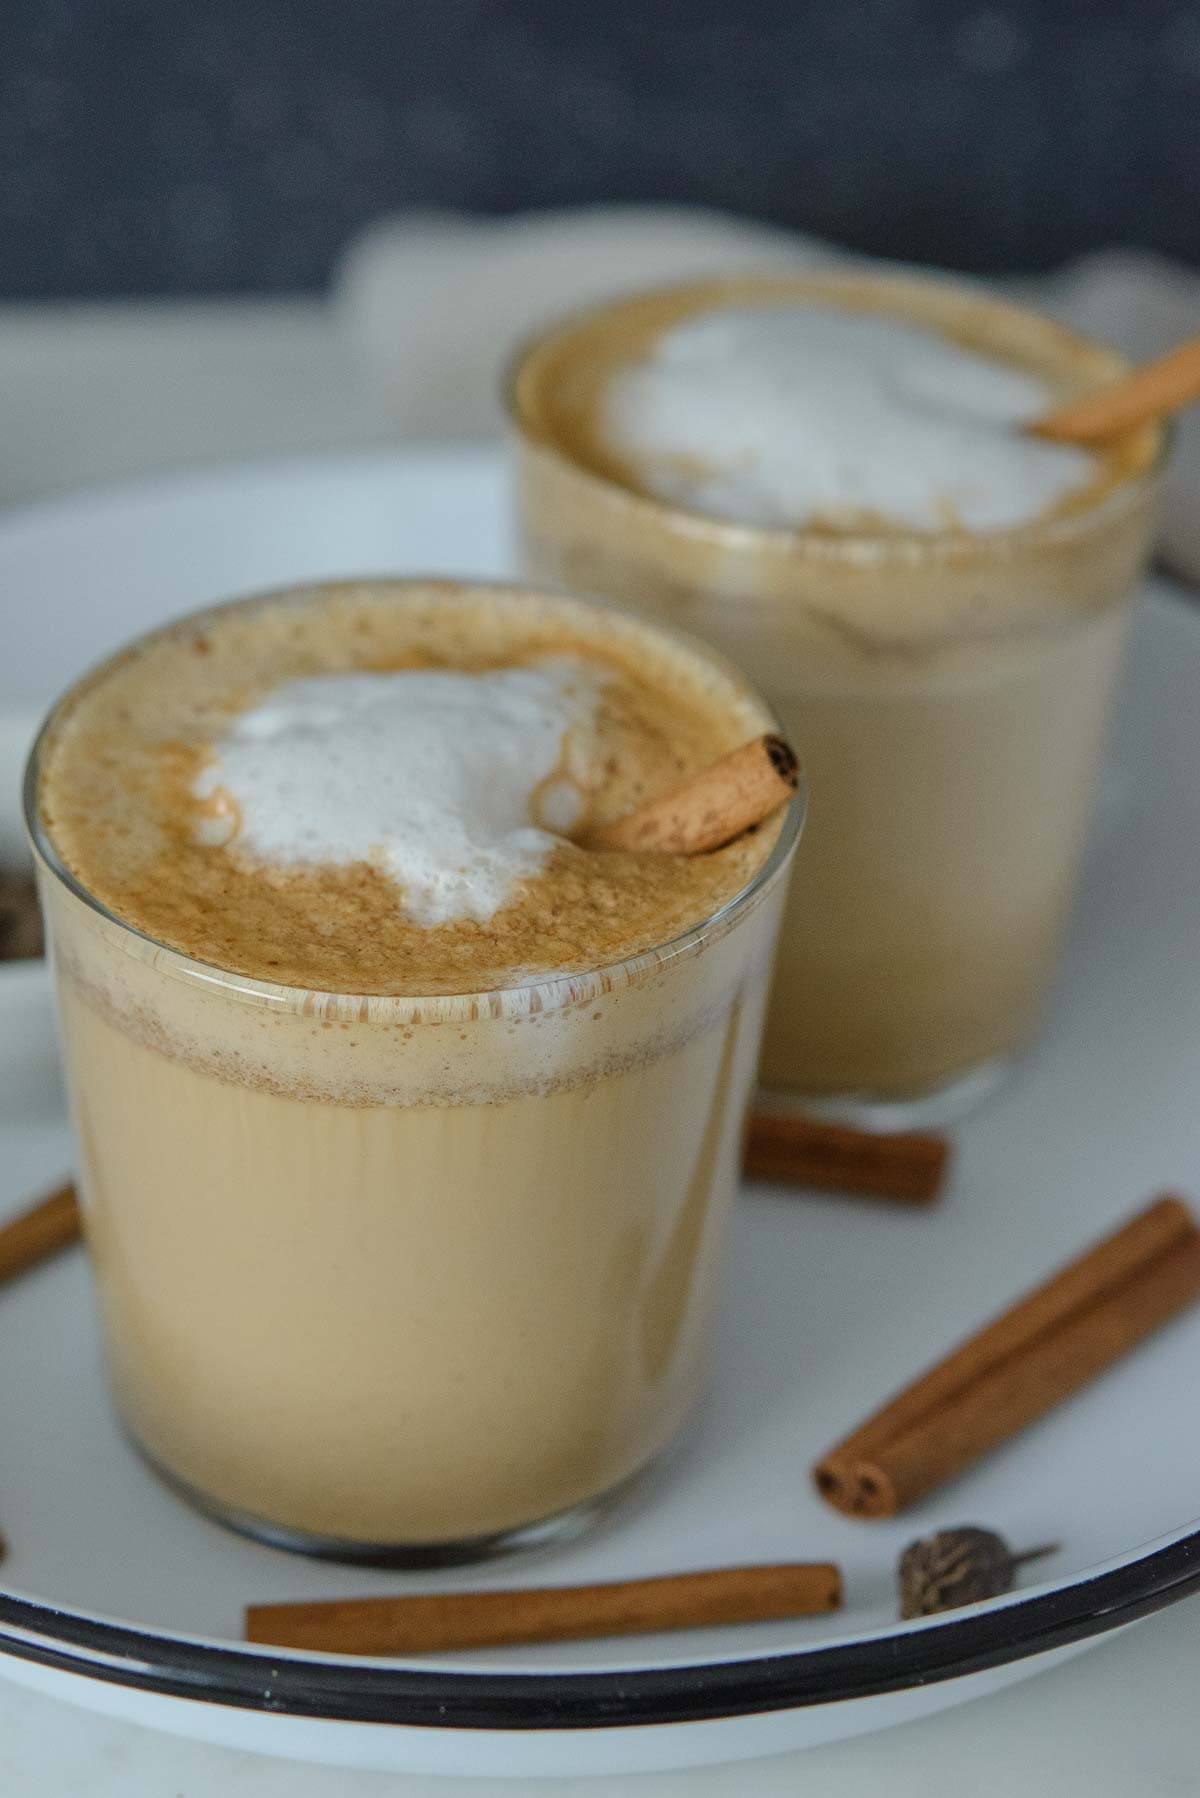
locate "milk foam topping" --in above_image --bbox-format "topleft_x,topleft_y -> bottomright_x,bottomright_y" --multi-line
603,303 -> 1094,532
193,659 -> 601,924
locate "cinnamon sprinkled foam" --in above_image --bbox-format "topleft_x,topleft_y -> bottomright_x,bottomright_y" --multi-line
37,583 -> 777,994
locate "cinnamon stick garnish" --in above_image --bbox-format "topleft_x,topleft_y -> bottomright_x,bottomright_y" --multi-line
814,1194 -> 1200,1518
0,1181 -> 81,1286
1030,334 -> 1200,443
584,734 -> 799,855
745,1112 -> 948,1204
245,1562 -> 842,1655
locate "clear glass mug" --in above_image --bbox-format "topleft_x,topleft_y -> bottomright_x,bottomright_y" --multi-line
27,579 -> 803,1563
508,273 -> 1166,1124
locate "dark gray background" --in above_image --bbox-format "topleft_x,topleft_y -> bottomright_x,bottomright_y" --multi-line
2,0 -> 1197,298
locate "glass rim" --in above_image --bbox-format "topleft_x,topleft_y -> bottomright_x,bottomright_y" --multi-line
505,267 -> 1172,569
24,576 -> 805,1019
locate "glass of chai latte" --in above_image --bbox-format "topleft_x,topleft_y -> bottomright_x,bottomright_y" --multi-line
509,273 -> 1166,1123
27,578 -> 802,1560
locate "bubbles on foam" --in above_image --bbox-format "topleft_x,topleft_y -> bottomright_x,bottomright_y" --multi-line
193,659 -> 602,925
603,303 -> 1095,533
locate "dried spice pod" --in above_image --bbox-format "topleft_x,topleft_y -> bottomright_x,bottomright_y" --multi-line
898,1527 -> 1058,1619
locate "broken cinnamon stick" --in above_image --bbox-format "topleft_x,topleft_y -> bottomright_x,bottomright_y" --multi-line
0,1181 -> 81,1286
245,1561 -> 842,1655
814,1194 -> 1200,1518
744,1112 -> 948,1204
584,734 -> 799,855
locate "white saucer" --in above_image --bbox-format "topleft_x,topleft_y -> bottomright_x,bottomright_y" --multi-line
0,448 -> 1198,1779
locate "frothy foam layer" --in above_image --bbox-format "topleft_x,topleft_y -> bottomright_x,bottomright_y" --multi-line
194,661 -> 600,925
603,304 -> 1095,532
38,583 -> 778,995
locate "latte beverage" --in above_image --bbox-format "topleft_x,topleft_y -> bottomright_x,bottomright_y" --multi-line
510,274 -> 1164,1119
29,579 -> 800,1559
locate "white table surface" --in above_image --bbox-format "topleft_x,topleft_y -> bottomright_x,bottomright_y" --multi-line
0,298 -> 1195,1795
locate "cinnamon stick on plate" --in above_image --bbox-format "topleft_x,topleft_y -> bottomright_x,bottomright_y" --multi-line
744,1112 -> 949,1204
584,734 -> 799,856
0,1181 -> 81,1286
814,1194 -> 1200,1519
246,1562 -> 842,1656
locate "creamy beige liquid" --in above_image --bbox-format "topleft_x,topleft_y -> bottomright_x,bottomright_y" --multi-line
758,619 -> 1126,1094
510,274 -> 1163,1105
34,580 -> 793,1548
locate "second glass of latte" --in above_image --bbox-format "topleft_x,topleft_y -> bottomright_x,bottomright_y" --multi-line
510,272 -> 1165,1123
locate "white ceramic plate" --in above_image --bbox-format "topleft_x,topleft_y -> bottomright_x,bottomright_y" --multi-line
0,448 -> 1198,1779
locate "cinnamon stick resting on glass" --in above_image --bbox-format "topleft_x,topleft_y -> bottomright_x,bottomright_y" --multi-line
582,734 -> 799,855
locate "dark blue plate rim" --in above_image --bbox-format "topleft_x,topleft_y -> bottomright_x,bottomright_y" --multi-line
0,1525 -> 1197,1729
